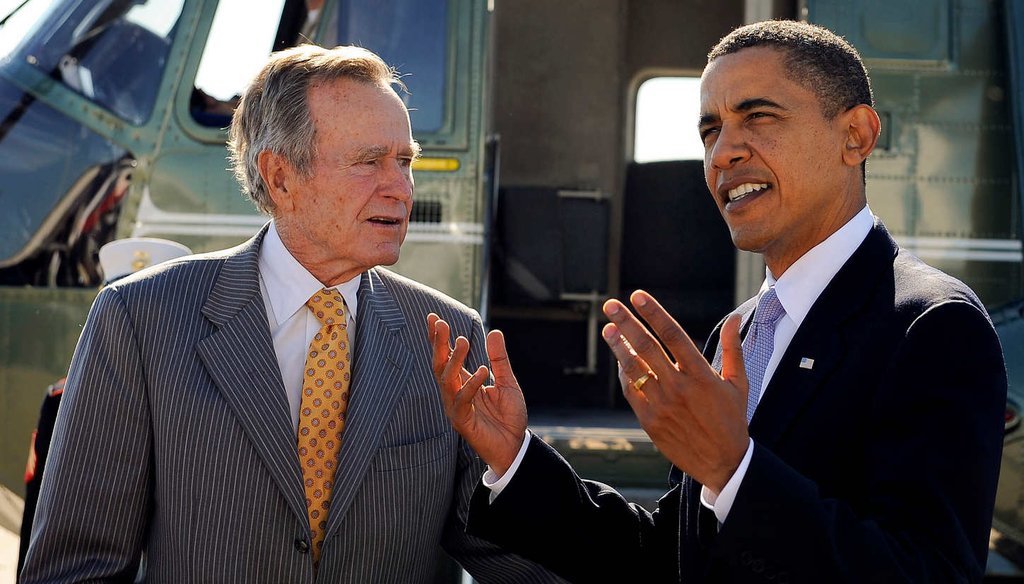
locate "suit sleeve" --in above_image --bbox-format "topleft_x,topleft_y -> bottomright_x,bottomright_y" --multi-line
438,311 -> 572,583
465,433 -> 681,583
21,287 -> 150,583
716,300 -> 1006,583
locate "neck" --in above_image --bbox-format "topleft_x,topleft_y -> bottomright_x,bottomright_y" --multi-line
764,197 -> 865,278
274,219 -> 363,287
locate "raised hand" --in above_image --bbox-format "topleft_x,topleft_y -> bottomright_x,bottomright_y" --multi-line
427,314 -> 528,476
601,290 -> 749,493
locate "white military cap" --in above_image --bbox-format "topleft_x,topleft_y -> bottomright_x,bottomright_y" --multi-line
99,238 -> 193,283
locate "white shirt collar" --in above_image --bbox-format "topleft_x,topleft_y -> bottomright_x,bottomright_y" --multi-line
258,222 -> 361,324
763,206 -> 873,326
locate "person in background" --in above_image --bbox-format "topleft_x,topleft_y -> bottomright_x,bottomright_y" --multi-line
429,20 -> 1007,583
17,237 -> 192,580
22,45 -> 562,583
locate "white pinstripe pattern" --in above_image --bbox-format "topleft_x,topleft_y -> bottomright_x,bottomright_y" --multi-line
21,226 -> 565,584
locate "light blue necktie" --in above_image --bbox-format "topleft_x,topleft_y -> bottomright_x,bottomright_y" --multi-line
742,287 -> 786,422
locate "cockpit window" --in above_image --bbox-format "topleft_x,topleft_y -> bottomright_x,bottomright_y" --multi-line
1,0 -> 184,125
191,0 -> 287,128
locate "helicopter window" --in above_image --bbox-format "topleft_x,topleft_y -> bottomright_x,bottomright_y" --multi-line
320,0 -> 449,134
0,0 -> 55,61
191,0 -> 288,128
633,75 -> 704,163
2,0 -> 184,125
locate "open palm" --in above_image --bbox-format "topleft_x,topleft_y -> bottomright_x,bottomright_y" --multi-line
428,314 -> 528,476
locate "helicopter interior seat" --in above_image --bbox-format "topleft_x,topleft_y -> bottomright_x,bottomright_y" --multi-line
620,159 -> 737,346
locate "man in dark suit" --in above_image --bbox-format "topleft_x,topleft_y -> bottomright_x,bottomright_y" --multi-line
428,20 -> 1007,583
21,45 -> 561,583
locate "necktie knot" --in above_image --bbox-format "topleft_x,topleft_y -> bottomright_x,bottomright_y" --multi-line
752,287 -> 785,326
307,288 -> 347,328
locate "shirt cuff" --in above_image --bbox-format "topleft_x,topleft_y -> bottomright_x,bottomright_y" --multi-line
482,430 -> 532,503
699,438 -> 754,524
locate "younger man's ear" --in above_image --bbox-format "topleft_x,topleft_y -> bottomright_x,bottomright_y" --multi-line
841,104 -> 881,168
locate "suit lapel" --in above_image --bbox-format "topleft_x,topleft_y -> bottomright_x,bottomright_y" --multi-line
324,268 -> 412,538
195,225 -> 308,525
748,224 -> 898,447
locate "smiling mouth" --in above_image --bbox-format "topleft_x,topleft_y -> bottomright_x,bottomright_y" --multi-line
727,182 -> 770,203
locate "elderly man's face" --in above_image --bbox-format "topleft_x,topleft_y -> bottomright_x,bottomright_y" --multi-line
699,47 -> 864,276
284,79 -> 416,283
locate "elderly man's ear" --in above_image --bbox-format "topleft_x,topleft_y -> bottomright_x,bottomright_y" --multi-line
259,150 -> 297,213
841,104 -> 882,168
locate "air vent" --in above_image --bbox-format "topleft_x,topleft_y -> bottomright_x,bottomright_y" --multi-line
411,200 -> 442,223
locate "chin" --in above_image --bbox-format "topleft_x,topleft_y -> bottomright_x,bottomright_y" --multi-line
728,229 -> 769,254
373,249 -> 402,267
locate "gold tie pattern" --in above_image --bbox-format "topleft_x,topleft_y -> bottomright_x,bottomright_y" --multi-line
298,288 -> 352,565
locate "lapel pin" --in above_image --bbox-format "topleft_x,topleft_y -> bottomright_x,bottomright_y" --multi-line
799,357 -> 815,370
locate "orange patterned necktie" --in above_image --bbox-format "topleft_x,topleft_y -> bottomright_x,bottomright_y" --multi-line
298,288 -> 352,565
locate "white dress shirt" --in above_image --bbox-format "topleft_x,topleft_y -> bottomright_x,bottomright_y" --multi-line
258,222 -> 361,431
487,206 -> 875,511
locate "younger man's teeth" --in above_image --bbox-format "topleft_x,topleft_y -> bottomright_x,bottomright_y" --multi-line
728,183 -> 769,202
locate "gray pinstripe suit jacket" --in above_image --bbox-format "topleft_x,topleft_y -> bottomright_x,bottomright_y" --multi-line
21,227 -> 561,584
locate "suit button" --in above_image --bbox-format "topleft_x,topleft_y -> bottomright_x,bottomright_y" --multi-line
295,538 -> 309,553
751,559 -> 765,573
740,551 -> 753,566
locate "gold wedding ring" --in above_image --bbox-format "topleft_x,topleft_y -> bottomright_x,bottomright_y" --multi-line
632,372 -> 651,391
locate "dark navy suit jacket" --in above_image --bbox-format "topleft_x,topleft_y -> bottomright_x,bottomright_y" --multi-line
465,222 -> 1007,583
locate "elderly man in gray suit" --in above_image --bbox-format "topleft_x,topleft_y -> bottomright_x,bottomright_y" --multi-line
21,45 -> 561,584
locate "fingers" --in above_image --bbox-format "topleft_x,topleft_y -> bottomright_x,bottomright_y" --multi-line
604,323 -> 654,393
718,314 -> 745,385
485,330 -> 518,388
628,291 -> 705,373
603,296 -> 675,379
617,362 -> 630,390
441,336 -> 489,411
440,335 -> 472,392
430,317 -> 472,395
427,314 -> 453,379
718,313 -> 748,412
615,360 -> 653,425
452,363 -> 490,413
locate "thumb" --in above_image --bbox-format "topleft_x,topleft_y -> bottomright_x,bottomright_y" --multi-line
485,329 -> 519,387
719,314 -> 748,401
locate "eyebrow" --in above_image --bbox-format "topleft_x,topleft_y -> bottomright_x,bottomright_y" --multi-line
735,97 -> 786,112
350,141 -> 422,162
698,97 -> 788,128
352,145 -> 391,161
